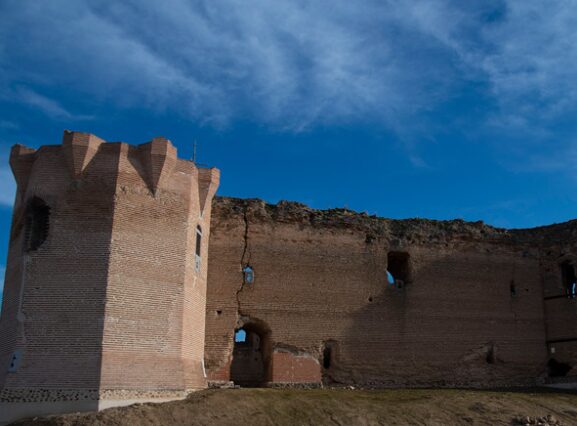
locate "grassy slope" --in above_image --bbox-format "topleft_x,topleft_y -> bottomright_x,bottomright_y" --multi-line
13,388 -> 577,426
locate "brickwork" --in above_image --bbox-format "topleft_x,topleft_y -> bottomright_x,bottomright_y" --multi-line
204,198 -> 577,387
0,131 -> 219,424
2,129 -> 577,421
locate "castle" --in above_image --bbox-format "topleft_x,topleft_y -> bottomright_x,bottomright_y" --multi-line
1,131 -> 576,423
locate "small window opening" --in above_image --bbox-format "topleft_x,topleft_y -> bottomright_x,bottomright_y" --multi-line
195,225 -> 202,256
25,197 -> 50,252
510,281 -> 517,297
387,252 -> 410,289
561,261 -> 577,299
485,344 -> 496,364
195,225 -> 202,272
323,346 -> 332,369
243,266 -> 254,284
235,329 -> 247,343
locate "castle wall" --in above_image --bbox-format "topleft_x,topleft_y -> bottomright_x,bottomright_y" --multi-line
100,143 -> 217,391
534,226 -> 577,379
0,132 -> 219,424
205,199 -> 549,387
0,143 -> 117,391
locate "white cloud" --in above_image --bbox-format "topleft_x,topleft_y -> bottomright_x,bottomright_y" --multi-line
0,0 -> 461,130
479,2 -> 577,111
0,0 -> 576,137
398,1 -> 577,129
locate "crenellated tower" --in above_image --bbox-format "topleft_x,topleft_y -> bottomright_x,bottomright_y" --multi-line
0,131 -> 219,423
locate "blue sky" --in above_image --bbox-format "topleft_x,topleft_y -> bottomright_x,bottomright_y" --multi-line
2,0 -> 577,300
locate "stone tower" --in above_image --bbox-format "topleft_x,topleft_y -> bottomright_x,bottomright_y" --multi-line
0,131 -> 219,423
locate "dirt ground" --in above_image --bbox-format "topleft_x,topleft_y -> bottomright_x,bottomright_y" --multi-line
11,388 -> 577,426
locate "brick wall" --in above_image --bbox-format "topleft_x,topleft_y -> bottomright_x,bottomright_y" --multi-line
205,198 -> 561,387
0,131 -> 219,401
3,129 -> 577,403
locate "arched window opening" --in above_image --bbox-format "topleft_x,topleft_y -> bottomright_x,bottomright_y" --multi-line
25,197 -> 50,252
195,225 -> 202,272
243,265 -> 254,284
561,261 -> 576,299
230,321 -> 272,387
387,251 -> 410,289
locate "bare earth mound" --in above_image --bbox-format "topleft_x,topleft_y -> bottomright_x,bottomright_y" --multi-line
12,388 -> 577,426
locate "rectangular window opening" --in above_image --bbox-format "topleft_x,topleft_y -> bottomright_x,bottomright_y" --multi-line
387,251 -> 410,288
561,261 -> 576,298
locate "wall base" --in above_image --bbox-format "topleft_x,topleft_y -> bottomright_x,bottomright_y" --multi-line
0,389 -> 197,425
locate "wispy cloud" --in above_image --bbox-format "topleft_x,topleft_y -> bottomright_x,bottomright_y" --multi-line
1,0 -> 577,140
0,0 -> 462,130
14,87 -> 92,121
0,120 -> 18,130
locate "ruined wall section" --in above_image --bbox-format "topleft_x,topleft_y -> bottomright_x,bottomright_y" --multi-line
515,222 -> 577,379
205,198 -> 549,387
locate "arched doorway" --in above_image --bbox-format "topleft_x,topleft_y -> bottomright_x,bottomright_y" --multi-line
230,320 -> 271,387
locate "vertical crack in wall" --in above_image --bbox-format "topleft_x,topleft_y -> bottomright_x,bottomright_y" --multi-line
235,202 -> 250,319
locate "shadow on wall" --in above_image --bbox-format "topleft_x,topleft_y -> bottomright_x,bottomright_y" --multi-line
0,147 -> 119,392
336,250 -> 549,387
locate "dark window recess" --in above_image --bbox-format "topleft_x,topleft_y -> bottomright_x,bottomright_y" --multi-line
195,225 -> 202,272
485,344 -> 497,364
323,346 -> 332,369
25,197 -> 50,252
510,281 -> 517,297
561,261 -> 577,298
548,358 -> 572,377
230,323 -> 271,387
387,252 -> 410,289
322,341 -> 337,370
195,225 -> 202,256
243,266 -> 254,284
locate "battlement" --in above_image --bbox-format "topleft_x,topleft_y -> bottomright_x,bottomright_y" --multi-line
9,131 -> 219,213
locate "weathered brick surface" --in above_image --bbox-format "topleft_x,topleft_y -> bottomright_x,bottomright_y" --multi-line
3,128 -> 577,415
0,131 -> 219,404
204,198 -> 577,387
271,351 -> 322,384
